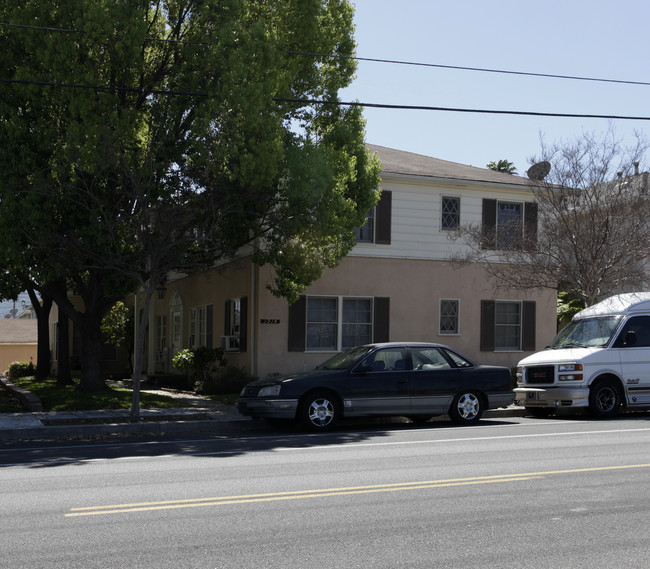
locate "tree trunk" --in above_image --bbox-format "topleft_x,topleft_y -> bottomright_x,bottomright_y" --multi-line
26,286 -> 51,380
78,312 -> 107,391
130,287 -> 154,422
56,310 -> 73,386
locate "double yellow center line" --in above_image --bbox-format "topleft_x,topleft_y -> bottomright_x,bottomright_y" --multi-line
65,463 -> 650,518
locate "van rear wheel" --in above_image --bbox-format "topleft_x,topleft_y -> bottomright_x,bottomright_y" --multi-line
589,379 -> 621,419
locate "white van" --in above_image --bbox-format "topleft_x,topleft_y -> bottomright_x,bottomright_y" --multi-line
515,292 -> 650,418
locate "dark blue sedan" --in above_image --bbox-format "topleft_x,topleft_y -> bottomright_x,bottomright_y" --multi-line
237,343 -> 514,431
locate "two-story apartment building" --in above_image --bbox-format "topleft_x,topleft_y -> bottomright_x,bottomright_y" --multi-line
121,145 -> 557,380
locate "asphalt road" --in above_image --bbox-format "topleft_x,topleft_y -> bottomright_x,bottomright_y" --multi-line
2,414 -> 650,568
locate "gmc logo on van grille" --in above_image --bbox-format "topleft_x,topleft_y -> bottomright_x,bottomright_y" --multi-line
526,366 -> 554,384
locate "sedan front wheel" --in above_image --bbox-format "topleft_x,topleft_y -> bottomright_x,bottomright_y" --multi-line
449,391 -> 483,425
298,391 -> 341,431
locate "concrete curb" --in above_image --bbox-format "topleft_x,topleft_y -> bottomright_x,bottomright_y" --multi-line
0,406 -> 526,442
0,375 -> 43,412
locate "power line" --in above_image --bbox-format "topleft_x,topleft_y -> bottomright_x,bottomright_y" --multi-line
288,51 -> 650,88
2,21 -> 648,87
276,98 -> 650,121
3,77 -> 650,121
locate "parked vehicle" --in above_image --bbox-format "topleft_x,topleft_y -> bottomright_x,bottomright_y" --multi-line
515,292 -> 650,418
238,342 -> 514,431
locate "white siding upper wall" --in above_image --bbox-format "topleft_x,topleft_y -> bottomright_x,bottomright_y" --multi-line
350,175 -> 535,260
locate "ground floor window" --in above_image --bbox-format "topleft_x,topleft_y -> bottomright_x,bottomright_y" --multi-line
156,314 -> 167,361
495,301 -> 521,350
306,296 -> 373,351
480,299 -> 536,352
289,296 -> 389,353
190,305 -> 214,349
439,299 -> 460,335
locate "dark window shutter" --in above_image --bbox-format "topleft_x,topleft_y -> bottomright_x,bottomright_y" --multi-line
480,300 -> 495,351
206,304 -> 214,348
481,199 -> 497,250
524,202 -> 538,252
239,297 -> 248,352
522,301 -> 536,351
373,297 -> 390,342
288,296 -> 306,352
224,300 -> 231,336
375,191 -> 392,244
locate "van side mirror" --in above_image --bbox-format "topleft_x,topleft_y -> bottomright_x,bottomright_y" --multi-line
625,330 -> 637,347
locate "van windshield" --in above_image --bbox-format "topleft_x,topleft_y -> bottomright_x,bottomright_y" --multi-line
550,316 -> 623,349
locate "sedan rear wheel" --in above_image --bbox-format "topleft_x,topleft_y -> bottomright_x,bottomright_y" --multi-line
449,391 -> 483,425
298,391 -> 341,431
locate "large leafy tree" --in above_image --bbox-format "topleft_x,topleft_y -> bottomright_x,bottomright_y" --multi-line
0,0 -> 381,395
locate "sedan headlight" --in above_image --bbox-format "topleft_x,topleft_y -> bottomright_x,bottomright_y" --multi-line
258,384 -> 282,397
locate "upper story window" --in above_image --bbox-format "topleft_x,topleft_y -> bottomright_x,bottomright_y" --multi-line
496,201 -> 523,249
354,190 -> 392,245
481,199 -> 537,251
441,196 -> 460,230
355,208 -> 375,243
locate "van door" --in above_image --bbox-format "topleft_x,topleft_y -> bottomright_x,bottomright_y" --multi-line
612,315 -> 650,406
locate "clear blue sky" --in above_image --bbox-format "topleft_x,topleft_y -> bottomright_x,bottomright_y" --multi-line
341,0 -> 650,175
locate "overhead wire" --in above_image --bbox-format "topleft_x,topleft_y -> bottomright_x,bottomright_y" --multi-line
2,20 -> 648,87
1,20 -> 649,120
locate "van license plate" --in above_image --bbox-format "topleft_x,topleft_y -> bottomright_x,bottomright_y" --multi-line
526,392 -> 538,400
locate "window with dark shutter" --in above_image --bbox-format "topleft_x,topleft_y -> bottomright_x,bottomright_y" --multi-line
521,301 -> 536,351
288,296 -> 306,352
224,300 -> 231,336
375,191 -> 392,244
239,297 -> 248,352
373,297 -> 390,342
524,203 -> 538,251
480,300 -> 495,351
481,199 -> 497,250
206,304 -> 214,348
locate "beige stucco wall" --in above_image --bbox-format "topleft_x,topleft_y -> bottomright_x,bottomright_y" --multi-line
0,344 -> 38,374
147,259 -> 254,373
253,256 -> 557,378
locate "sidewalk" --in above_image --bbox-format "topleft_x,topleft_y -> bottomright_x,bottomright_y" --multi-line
0,403 -> 526,442
0,376 -> 525,442
0,403 -> 261,441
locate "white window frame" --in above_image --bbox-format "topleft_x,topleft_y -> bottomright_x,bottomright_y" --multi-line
306,295 -> 374,352
440,196 -> 460,231
355,207 -> 376,243
496,200 -> 524,250
190,304 -> 214,348
155,314 -> 167,361
494,300 -> 522,351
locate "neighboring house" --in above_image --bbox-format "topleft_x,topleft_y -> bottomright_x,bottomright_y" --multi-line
0,319 -> 37,373
49,145 -> 558,380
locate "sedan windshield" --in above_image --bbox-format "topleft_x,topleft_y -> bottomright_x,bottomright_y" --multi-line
316,346 -> 373,370
550,316 -> 622,348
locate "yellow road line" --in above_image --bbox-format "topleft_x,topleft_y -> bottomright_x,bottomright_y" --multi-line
65,463 -> 650,518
